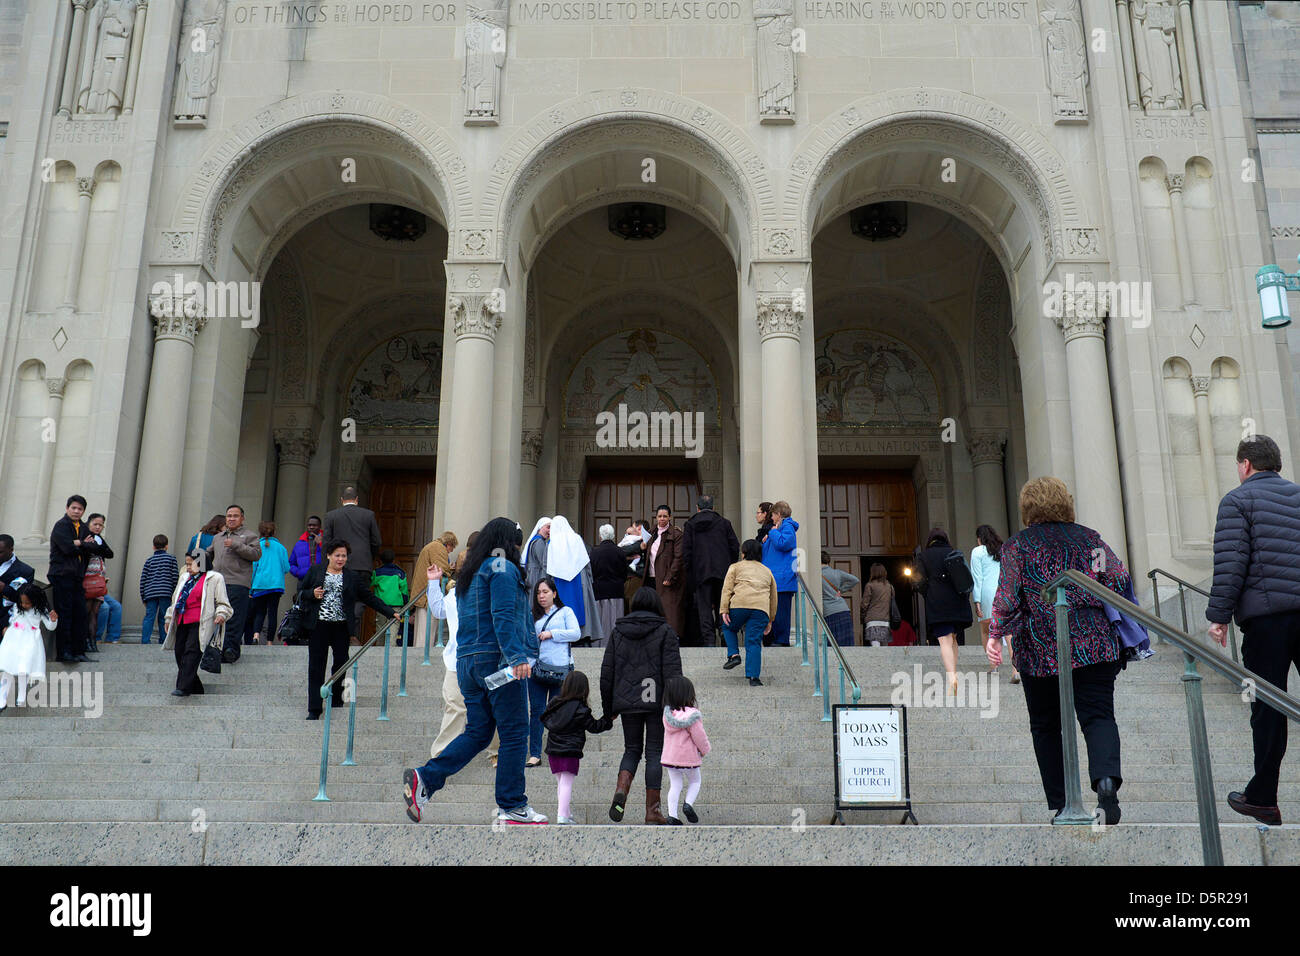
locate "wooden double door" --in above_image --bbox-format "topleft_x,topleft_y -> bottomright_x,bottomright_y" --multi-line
819,470 -> 918,645
364,470 -> 436,638
582,470 -> 699,543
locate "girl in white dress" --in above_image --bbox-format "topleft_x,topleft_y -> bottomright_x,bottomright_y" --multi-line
0,583 -> 57,710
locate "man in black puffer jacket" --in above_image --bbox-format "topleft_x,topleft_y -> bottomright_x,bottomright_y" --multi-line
600,587 -> 683,825
1207,434 -> 1300,825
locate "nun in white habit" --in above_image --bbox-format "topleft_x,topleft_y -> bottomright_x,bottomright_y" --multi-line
523,517 -> 551,594
545,516 -> 599,641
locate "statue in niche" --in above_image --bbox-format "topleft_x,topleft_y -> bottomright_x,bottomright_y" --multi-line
1040,0 -> 1089,122
754,0 -> 796,122
1132,0 -> 1183,110
174,0 -> 226,125
464,0 -> 508,124
77,0 -> 138,116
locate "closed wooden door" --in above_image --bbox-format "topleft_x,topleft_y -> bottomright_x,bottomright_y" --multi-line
819,471 -> 917,644
582,471 -> 699,543
365,470 -> 436,637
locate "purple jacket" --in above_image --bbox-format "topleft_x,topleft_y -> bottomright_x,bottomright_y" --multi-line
289,533 -> 322,581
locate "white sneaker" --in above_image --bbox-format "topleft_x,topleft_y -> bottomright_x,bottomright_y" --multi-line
556,816 -> 575,825
403,769 -> 430,823
496,805 -> 549,825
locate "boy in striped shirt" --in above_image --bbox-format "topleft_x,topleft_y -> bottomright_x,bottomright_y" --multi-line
139,535 -> 179,645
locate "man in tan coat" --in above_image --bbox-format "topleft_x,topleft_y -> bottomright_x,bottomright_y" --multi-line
413,531 -> 457,647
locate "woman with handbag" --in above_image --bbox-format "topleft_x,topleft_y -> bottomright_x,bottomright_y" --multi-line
861,563 -> 895,647
163,549 -> 232,697
297,540 -> 398,720
527,577 -> 580,767
82,514 -> 115,650
986,477 -> 1131,824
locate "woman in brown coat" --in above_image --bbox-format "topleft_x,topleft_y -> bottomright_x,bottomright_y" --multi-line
642,504 -> 686,636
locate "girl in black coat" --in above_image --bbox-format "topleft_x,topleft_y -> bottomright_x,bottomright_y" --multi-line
599,586 -> 683,825
914,527 -> 974,697
540,670 -> 609,824
296,539 -> 397,719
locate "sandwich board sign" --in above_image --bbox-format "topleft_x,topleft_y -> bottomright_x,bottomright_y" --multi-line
832,704 -> 916,824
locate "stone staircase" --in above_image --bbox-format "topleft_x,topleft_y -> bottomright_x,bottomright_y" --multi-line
1,640 -> 1297,864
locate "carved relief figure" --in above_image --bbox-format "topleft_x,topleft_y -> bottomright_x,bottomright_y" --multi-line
346,334 -> 442,427
174,0 -> 225,124
1040,0 -> 1089,121
754,0 -> 796,121
1132,0 -> 1183,110
816,330 -> 939,424
77,0 -> 138,116
464,0 -> 508,122
564,329 -> 718,426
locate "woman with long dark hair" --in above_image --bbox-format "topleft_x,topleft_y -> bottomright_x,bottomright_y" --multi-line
600,586 -> 683,824
527,576 -> 581,766
404,518 -> 548,825
971,524 -> 1016,683
987,478 -> 1131,824
915,527 -> 973,696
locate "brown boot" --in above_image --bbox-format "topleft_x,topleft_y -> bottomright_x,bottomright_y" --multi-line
610,769 -> 634,822
645,788 -> 668,825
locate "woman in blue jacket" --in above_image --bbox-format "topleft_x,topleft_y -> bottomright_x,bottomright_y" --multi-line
761,501 -> 799,646
246,521 -> 291,645
404,518 -> 548,825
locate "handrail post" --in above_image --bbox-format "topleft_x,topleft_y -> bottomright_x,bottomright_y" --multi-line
1177,584 -> 1191,646
313,685 -> 332,801
798,585 -> 810,667
1228,623 -> 1239,665
810,591 -> 823,698
1052,585 -> 1092,824
342,660 -> 359,766
1181,651 -> 1225,865
839,662 -> 846,707
398,616 -> 410,697
422,603 -> 433,665
1149,576 -> 1163,644
379,625 -> 392,721
821,617 -> 832,721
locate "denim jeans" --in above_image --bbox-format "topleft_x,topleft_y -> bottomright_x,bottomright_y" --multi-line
141,597 -> 168,644
95,593 -> 122,642
527,677 -> 556,758
725,607 -> 769,679
416,654 -> 529,812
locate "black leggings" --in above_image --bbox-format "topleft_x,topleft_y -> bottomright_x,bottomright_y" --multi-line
619,712 -> 665,790
244,592 -> 283,643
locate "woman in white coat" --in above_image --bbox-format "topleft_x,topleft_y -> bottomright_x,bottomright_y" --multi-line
970,525 -> 1017,683
164,549 -> 232,697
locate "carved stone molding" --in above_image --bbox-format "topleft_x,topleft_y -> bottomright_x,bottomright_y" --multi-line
76,177 -> 96,198
149,308 -> 207,344
448,291 -> 504,342
1190,375 -> 1210,397
521,429 -> 544,466
966,429 -> 1007,466
1165,173 -> 1185,194
755,293 -> 803,342
267,253 -> 309,401
45,377 -> 67,398
274,427 -> 317,467
1057,311 -> 1107,343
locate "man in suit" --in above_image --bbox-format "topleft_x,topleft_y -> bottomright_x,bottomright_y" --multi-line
681,495 -> 740,648
48,494 -> 107,663
323,486 -> 384,637
0,534 -> 37,634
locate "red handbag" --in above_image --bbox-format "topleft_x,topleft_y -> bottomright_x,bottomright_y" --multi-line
83,573 -> 107,598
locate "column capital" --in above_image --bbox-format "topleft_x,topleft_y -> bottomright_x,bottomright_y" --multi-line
966,429 -> 1007,466
72,0 -> 89,11
274,427 -> 317,467
76,177 -> 96,198
1190,375 -> 1211,397
447,291 -> 503,342
148,294 -> 207,343
45,377 -> 66,398
1165,173 -> 1185,194
755,292 -> 805,342
521,429 -> 544,466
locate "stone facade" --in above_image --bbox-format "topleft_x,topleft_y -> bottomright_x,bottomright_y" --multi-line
0,0 -> 1295,620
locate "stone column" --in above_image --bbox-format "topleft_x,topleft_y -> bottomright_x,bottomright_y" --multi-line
25,377 -> 67,543
58,1 -> 90,117
1166,173 -> 1196,307
519,428 -> 543,530
124,290 -> 207,619
1190,375 -> 1219,531
755,291 -> 806,513
1176,0 -> 1203,110
1057,301 -> 1129,561
440,276 -> 503,534
967,429 -> 1008,537
1115,0 -> 1140,109
272,427 -> 316,544
122,0 -> 147,115
59,176 -> 96,315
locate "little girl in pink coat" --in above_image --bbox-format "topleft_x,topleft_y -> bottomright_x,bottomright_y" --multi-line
661,675 -> 711,825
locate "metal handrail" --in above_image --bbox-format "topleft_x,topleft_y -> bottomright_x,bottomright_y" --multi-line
794,572 -> 863,720
1041,569 -> 1300,865
1147,568 -> 1238,663
314,585 -> 428,801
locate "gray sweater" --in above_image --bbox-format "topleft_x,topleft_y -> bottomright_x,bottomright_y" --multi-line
820,567 -> 860,618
